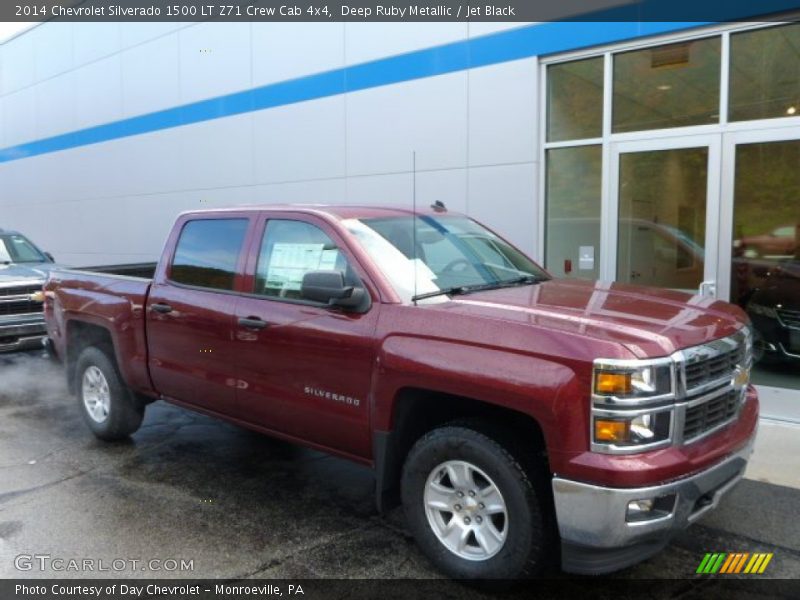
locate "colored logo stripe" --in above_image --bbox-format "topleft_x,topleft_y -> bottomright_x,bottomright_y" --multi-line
698,552 -> 773,574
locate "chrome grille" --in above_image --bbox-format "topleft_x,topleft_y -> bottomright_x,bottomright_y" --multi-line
777,308 -> 800,330
684,345 -> 745,391
677,330 -> 750,444
682,390 -> 740,441
0,285 -> 43,317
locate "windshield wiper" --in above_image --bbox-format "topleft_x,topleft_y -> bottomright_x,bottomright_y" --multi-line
412,275 -> 544,302
496,275 -> 544,286
412,285 -> 476,302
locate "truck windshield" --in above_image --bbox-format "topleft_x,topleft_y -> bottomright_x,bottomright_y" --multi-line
0,234 -> 47,264
344,215 -> 549,303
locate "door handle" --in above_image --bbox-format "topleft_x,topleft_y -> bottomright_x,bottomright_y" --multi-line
238,316 -> 269,330
151,302 -> 173,314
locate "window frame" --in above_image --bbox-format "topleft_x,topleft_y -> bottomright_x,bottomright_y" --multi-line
163,215 -> 253,296
538,20 -> 800,274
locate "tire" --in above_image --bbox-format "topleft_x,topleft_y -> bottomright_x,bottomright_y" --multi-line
75,346 -> 144,441
401,424 -> 553,580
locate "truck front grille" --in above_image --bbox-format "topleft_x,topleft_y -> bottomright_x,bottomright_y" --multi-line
684,345 -> 745,392
777,308 -> 800,330
0,285 -> 44,317
682,390 -> 740,442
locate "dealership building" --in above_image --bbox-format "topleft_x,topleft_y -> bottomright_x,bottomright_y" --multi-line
0,15 -> 798,408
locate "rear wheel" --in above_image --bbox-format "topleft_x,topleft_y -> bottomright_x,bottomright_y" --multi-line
76,346 -> 144,441
401,424 -> 553,579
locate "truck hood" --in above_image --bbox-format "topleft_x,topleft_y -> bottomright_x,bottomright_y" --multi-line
0,263 -> 59,287
438,278 -> 747,358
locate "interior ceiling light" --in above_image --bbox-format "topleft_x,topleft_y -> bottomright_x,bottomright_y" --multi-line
651,43 -> 691,69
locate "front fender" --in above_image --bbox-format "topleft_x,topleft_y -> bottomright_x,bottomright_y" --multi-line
371,334 -> 587,455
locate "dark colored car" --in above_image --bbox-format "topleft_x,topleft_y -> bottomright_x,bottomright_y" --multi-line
0,228 -> 60,353
747,260 -> 800,363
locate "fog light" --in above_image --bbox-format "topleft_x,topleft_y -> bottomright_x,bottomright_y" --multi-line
626,494 -> 677,522
626,499 -> 654,519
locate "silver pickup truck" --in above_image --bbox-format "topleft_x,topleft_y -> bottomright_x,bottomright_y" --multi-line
0,229 -> 59,353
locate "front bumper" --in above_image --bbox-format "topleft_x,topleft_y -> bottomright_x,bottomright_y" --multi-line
0,316 -> 47,353
553,435 -> 756,574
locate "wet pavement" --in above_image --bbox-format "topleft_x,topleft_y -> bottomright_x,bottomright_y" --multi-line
0,353 -> 798,588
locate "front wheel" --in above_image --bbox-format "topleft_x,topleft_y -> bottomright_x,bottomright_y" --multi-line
76,346 -> 144,441
401,424 -> 554,579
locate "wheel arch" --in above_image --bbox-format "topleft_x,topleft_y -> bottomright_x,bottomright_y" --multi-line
373,387 -> 550,513
65,319 -> 115,394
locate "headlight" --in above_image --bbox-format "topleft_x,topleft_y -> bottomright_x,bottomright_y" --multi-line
593,363 -> 672,399
593,411 -> 671,446
747,302 -> 777,319
591,358 -> 674,453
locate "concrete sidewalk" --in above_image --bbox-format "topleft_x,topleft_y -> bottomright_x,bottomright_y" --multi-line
744,418 -> 800,490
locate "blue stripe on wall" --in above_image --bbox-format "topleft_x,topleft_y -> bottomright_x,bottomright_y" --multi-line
0,15 -> 773,164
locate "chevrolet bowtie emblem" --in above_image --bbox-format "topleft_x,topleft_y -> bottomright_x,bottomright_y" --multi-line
732,366 -> 750,390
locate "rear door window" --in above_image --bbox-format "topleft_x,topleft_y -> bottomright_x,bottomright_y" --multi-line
170,219 -> 249,291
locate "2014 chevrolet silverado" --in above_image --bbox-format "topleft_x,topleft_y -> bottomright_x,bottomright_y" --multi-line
44,205 -> 758,579
0,228 -> 58,353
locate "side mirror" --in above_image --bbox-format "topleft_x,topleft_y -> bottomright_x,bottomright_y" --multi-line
44,252 -> 55,262
301,270 -> 367,311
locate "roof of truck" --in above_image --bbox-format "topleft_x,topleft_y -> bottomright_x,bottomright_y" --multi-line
181,204 -> 456,220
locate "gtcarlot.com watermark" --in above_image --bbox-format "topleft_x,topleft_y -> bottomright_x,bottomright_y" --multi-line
14,554 -> 194,573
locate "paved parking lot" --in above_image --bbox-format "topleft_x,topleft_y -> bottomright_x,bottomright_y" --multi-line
1,353 -> 799,590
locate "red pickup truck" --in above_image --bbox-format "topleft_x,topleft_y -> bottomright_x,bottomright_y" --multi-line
44,205 -> 758,579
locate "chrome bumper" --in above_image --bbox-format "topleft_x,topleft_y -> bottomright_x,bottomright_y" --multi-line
0,316 -> 48,353
553,437 -> 755,574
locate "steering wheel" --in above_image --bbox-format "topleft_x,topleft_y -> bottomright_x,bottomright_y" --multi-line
441,258 -> 472,275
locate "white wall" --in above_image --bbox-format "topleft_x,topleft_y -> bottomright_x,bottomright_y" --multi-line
0,21 -> 539,266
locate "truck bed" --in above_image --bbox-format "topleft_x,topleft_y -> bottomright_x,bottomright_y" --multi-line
45,266 -> 155,395
79,262 -> 157,279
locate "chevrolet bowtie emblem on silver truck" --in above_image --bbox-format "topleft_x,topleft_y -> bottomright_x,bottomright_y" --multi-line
304,386 -> 361,408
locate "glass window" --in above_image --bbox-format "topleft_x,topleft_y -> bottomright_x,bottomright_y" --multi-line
616,147 -> 708,291
547,57 -> 604,142
545,145 -> 602,279
730,23 -> 800,122
613,37 -> 721,133
0,234 -> 46,264
255,220 -> 353,300
344,215 -> 548,303
730,139 -> 800,391
170,219 -> 248,291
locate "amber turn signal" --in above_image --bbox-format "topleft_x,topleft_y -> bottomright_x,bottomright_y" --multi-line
595,372 -> 632,394
594,419 -> 631,443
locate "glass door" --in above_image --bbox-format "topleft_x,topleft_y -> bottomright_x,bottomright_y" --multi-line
607,136 -> 721,296
720,127 -> 800,401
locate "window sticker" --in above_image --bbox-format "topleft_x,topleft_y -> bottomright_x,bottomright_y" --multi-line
266,243 -> 339,292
